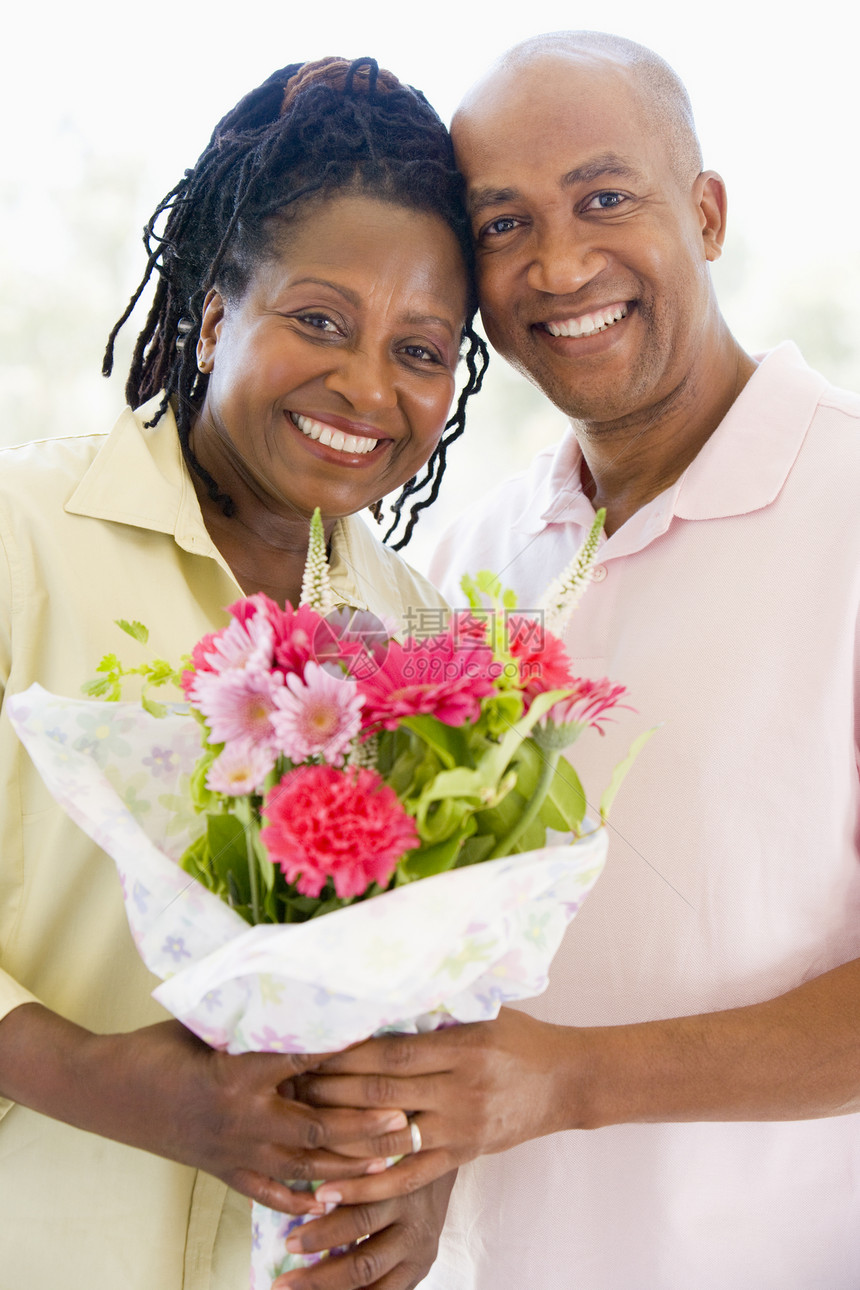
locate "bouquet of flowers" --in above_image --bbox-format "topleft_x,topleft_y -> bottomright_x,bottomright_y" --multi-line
8,508 -> 650,1287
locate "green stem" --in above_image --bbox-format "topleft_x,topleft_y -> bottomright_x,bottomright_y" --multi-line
489,748 -> 560,859
236,797 -> 261,924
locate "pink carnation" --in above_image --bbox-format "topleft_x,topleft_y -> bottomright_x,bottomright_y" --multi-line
358,634 -> 499,730
261,764 -> 418,899
507,614 -> 576,706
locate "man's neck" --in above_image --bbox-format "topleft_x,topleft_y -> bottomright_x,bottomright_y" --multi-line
576,333 -> 757,535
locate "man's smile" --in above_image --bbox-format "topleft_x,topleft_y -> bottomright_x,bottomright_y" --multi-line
541,303 -> 629,339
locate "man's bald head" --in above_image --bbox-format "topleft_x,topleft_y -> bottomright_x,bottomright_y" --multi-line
455,30 -> 703,186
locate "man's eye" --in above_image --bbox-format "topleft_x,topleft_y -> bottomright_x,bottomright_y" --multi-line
585,192 -> 627,211
481,216 -> 520,238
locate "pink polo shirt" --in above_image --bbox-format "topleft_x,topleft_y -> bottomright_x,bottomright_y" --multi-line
425,343 -> 860,1289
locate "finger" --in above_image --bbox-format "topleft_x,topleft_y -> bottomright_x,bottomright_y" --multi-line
297,1072 -> 441,1114
298,1120 -> 421,1164
313,1149 -> 453,1209
272,1222 -> 410,1290
314,1031 -> 456,1078
228,1169 -> 329,1216
284,1198 -> 396,1258
260,1145 -> 393,1187
280,1102 -> 409,1152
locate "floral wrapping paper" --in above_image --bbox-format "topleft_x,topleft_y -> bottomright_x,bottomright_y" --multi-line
8,684 -> 608,1285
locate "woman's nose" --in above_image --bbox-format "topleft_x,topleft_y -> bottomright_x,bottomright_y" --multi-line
323,347 -> 398,413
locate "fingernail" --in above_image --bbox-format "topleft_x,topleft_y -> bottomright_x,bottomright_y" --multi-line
315,1186 -> 341,1204
380,1110 -> 408,1131
365,1158 -> 388,1174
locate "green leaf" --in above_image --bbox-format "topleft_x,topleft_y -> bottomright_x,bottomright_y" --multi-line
514,816 -> 547,854
509,739 -> 543,800
454,833 -> 498,868
473,786 -> 528,838
399,828 -> 468,880
398,715 -> 468,770
82,676 -> 116,698
206,812 -> 252,904
600,726 -> 659,822
545,757 -> 588,833
116,619 -> 150,644
141,694 -> 168,719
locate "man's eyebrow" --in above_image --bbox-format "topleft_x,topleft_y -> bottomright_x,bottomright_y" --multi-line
561,153 -> 646,188
468,154 -> 646,216
468,186 -> 520,217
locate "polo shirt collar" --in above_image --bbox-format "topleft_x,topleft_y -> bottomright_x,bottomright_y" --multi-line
512,342 -> 828,541
63,397 -> 397,616
64,398 -> 214,551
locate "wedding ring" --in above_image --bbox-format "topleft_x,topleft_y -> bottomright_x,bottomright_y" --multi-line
409,1118 -> 422,1154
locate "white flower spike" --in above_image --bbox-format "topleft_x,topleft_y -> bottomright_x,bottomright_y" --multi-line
300,507 -> 336,615
538,507 -> 606,636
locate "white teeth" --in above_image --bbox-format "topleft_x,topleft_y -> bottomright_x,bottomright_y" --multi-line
291,414 -> 378,455
545,304 -> 628,339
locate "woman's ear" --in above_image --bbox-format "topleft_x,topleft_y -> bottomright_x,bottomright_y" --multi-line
196,288 -> 225,373
694,170 -> 728,263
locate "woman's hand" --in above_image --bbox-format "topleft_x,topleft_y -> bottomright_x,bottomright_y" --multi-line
0,1003 -> 417,1216
296,1008 -> 580,1207
272,1172 -> 457,1290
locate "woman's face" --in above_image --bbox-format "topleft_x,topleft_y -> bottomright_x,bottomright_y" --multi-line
194,194 -> 469,527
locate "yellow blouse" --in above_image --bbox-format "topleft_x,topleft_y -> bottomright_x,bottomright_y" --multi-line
0,398 -> 446,1289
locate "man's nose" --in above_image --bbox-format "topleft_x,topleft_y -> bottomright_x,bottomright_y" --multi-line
526,223 -> 608,295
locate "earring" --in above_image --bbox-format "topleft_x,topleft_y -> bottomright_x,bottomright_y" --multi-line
176,316 -> 194,351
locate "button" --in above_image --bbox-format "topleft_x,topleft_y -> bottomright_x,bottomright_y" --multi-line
591,564 -> 607,582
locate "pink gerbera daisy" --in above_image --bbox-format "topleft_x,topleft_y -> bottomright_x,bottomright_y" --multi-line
206,740 -> 275,795
190,667 -> 284,753
542,677 -> 630,737
261,764 -> 418,899
506,613 -> 577,707
271,661 -> 363,765
358,633 -> 499,730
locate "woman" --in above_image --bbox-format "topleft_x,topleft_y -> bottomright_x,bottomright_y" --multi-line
0,58 -> 486,1290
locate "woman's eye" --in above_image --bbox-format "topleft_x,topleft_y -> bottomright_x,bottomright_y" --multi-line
297,313 -> 340,333
401,343 -> 442,365
584,191 -> 627,211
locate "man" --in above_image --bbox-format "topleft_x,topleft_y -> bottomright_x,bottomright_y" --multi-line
300,32 -> 860,1288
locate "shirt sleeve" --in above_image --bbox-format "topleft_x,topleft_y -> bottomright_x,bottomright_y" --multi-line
0,520 -> 39,1026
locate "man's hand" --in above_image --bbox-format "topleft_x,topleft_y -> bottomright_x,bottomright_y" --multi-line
271,1173 -> 457,1290
0,1003 -> 416,1215
296,1008 -> 575,1206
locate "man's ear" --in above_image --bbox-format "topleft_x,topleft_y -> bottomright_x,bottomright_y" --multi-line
196,288 -> 226,372
694,170 -> 728,263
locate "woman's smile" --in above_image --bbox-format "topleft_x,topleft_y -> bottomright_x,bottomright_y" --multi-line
289,412 -> 387,457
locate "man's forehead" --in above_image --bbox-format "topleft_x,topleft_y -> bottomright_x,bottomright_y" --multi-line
452,58 -> 655,197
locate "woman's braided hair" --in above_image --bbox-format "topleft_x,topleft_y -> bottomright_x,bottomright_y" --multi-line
103,57 -> 488,549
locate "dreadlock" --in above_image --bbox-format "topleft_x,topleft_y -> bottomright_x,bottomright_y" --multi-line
103,56 -> 487,549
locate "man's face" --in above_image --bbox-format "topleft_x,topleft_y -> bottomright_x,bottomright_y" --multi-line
452,54 -> 722,426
